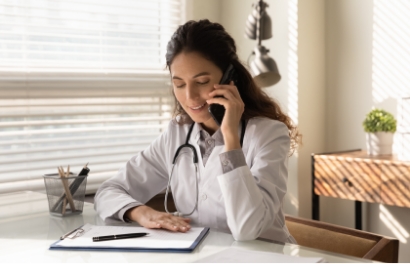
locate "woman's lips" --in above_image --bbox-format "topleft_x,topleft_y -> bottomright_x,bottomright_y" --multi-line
189,103 -> 206,112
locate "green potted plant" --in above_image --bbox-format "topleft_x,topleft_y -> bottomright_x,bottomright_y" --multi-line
363,109 -> 397,155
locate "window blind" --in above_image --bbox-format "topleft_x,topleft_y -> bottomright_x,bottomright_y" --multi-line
0,0 -> 181,71
0,0 -> 182,194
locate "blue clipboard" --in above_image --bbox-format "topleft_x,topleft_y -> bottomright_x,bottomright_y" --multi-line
49,225 -> 210,253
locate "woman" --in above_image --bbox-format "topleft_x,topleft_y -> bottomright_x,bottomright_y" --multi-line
95,19 -> 300,243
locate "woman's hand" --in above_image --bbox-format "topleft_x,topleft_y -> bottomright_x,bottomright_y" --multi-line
206,81 -> 244,151
125,205 -> 191,232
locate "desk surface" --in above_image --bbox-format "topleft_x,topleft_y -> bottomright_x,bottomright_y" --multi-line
0,192 -> 371,263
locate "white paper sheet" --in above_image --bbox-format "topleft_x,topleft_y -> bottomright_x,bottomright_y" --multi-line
196,248 -> 326,263
56,223 -> 204,249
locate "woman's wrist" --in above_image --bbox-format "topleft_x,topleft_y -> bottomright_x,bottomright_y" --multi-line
223,131 -> 241,151
125,205 -> 149,222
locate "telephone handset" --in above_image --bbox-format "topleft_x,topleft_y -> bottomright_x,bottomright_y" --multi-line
208,64 -> 237,126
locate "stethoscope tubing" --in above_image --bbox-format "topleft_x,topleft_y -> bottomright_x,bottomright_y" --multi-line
165,160 -> 199,217
165,122 -> 198,217
165,120 -> 246,217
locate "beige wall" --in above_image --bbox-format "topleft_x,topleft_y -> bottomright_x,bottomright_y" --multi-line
297,0 -> 326,219
321,0 -> 374,229
184,0 -> 221,22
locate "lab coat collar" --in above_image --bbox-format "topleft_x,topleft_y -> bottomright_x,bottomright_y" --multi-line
191,122 -> 202,142
175,115 -> 202,142
198,126 -> 224,146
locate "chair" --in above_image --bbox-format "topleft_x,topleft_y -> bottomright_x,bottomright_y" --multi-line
285,215 -> 399,262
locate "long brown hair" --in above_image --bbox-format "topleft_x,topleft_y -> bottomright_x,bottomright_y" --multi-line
165,19 -> 301,153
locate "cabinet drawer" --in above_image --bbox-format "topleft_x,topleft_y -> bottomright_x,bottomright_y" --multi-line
314,156 -> 381,203
381,163 -> 410,207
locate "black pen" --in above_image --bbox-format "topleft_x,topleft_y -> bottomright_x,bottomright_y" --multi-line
78,162 -> 90,176
93,232 -> 148,242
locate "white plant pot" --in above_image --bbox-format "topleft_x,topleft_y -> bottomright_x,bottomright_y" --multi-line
366,132 -> 394,155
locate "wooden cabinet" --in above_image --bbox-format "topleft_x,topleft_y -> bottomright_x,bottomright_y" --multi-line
312,150 -> 410,229
380,163 -> 410,207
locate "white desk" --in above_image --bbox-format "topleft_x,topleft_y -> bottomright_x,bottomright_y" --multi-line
0,192 -> 371,263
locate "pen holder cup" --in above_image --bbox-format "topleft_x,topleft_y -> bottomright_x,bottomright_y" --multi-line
43,173 -> 88,217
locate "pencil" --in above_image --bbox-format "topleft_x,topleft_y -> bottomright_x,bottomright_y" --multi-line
62,198 -> 67,215
58,166 -> 76,213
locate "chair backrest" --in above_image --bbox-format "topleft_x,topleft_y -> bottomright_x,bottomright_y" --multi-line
285,215 -> 399,263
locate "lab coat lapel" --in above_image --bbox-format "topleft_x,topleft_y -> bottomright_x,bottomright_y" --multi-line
200,145 -> 225,192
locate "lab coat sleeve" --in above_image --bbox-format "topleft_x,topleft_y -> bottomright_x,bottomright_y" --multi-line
94,125 -> 171,222
219,149 -> 247,173
217,119 -> 290,241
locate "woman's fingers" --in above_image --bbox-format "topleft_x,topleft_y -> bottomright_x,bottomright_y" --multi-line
208,82 -> 244,111
151,214 -> 191,232
214,81 -> 241,96
144,220 -> 162,229
157,220 -> 186,232
132,206 -> 191,233
209,82 -> 239,98
208,89 -> 236,102
207,81 -> 244,143
207,92 -> 244,112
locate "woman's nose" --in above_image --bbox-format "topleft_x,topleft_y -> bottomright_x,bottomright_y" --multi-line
186,84 -> 199,99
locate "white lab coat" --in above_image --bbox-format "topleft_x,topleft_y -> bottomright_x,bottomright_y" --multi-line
95,117 -> 296,243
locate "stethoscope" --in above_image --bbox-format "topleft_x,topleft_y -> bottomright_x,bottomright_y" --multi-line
165,119 -> 246,217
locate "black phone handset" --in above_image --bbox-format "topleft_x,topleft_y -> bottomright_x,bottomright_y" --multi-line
208,64 -> 237,126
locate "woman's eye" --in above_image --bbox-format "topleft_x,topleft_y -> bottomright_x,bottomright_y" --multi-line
175,83 -> 185,88
197,81 -> 209,85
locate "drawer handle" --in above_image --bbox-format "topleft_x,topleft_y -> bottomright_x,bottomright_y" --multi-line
342,177 -> 353,187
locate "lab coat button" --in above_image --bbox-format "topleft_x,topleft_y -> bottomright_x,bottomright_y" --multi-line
207,139 -> 213,145
202,194 -> 207,200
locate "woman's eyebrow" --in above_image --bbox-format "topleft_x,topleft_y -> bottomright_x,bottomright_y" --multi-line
192,72 -> 211,78
172,72 -> 211,80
